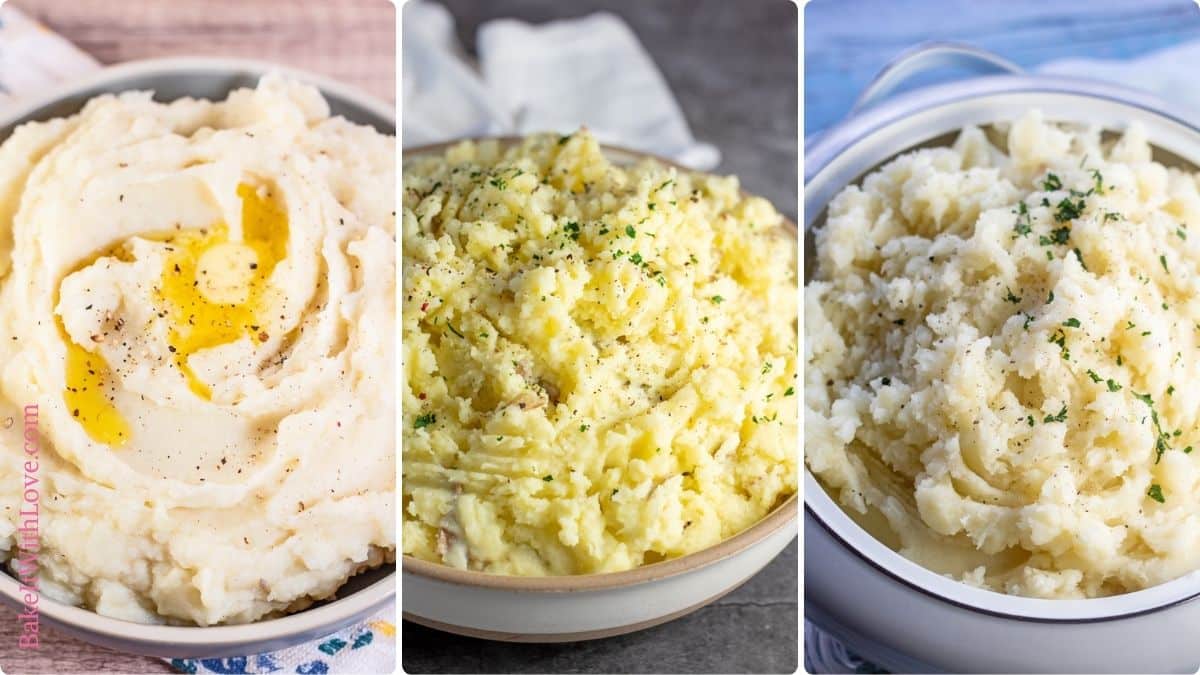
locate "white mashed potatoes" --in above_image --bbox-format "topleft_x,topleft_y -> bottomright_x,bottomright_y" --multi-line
806,110 -> 1200,598
0,76 -> 395,624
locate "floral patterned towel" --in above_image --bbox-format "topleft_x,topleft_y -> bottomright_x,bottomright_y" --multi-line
168,607 -> 397,675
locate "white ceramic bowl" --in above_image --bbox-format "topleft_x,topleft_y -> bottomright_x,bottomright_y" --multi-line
402,141 -> 799,642
805,44 -> 1200,673
0,57 -> 396,659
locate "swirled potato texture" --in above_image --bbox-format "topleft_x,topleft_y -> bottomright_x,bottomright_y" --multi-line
806,110 -> 1200,598
403,131 -> 798,576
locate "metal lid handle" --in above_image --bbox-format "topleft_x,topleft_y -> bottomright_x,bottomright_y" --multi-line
850,42 -> 1023,115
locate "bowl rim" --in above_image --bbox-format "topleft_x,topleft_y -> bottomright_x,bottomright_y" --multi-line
804,73 -> 1200,622
0,55 -> 394,134
0,55 -> 396,644
402,138 -> 799,591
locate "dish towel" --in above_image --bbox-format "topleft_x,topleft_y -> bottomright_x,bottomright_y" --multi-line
805,36 -> 1200,675
402,0 -> 721,170
0,7 -> 398,674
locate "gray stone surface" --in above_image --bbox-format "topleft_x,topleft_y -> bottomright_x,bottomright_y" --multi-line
402,2 -> 797,673
402,542 -> 798,674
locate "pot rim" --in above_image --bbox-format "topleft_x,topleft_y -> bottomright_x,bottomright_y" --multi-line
804,71 -> 1200,622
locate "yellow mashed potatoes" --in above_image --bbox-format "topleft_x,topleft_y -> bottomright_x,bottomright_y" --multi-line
806,110 -> 1200,599
402,131 -> 797,575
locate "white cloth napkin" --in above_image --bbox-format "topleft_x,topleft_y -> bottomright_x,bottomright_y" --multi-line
1036,39 -> 1200,116
0,5 -> 99,109
401,0 -> 721,170
0,7 -> 398,674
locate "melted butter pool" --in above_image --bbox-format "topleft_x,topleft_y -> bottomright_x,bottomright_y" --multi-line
62,182 -> 288,445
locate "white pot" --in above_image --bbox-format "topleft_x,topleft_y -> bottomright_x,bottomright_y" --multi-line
804,42 -> 1200,674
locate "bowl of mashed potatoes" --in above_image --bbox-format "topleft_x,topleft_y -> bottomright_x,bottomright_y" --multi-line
0,58 -> 395,658
402,132 -> 798,640
805,46 -> 1200,674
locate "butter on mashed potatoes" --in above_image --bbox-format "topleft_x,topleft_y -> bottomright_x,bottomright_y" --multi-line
806,110 -> 1200,599
402,131 -> 797,575
0,76 -> 395,624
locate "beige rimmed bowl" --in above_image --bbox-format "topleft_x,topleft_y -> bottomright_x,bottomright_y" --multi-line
402,139 -> 798,642
0,56 -> 395,659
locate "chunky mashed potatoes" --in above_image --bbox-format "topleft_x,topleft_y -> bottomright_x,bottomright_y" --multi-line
806,111 -> 1200,598
403,131 -> 797,575
0,76 -> 395,624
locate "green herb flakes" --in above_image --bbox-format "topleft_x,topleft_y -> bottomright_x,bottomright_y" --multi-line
1148,484 -> 1165,503
1043,404 -> 1068,424
414,413 -> 436,429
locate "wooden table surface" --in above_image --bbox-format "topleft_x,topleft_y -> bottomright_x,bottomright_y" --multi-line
0,1 -> 393,673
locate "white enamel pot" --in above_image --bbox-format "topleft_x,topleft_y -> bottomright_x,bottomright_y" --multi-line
804,42 -> 1200,674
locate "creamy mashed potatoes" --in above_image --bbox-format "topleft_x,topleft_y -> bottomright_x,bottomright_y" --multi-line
402,131 -> 797,575
0,76 -> 395,624
806,110 -> 1200,598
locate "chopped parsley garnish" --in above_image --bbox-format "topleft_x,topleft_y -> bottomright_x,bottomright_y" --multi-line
629,252 -> 644,265
1022,313 -> 1034,330
1041,173 -> 1062,191
1177,228 -> 1187,241
489,176 -> 507,190
762,362 -> 773,374
1054,197 -> 1085,222
1086,369 -> 1103,383
1047,291 -> 1055,303
1073,247 -> 1087,270
580,424 -> 590,432
1160,254 -> 1169,273
543,475 -> 554,481
784,386 -> 795,396
1063,317 -> 1081,328
558,135 -> 571,145
414,413 -> 436,429
1090,169 -> 1106,195
1027,415 -> 1036,427
1014,202 -> 1033,237
1043,404 -> 1068,424
1103,211 -> 1122,223
1167,385 -> 1175,396
1186,446 -> 1194,454
1048,328 -> 1070,360
564,221 -> 581,240
711,295 -> 725,304
446,323 -> 466,339
893,319 -> 906,326
1107,379 -> 1122,392
625,225 -> 637,238
1004,288 -> 1022,303
1147,484 -> 1165,503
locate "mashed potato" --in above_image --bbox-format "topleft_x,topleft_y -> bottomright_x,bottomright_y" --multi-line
402,131 -> 797,575
806,110 -> 1200,599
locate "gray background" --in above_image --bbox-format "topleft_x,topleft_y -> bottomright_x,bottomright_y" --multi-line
401,0 -> 798,673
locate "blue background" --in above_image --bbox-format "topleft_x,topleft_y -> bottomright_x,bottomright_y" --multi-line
805,0 -> 1200,137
